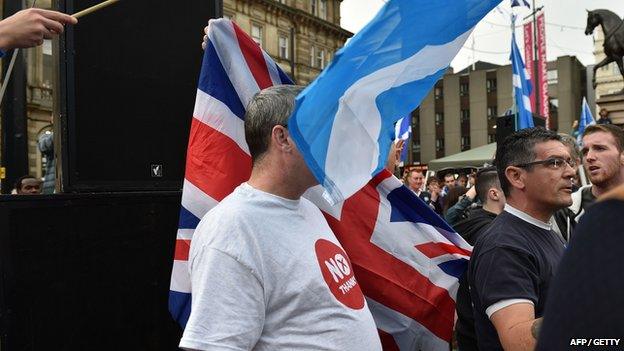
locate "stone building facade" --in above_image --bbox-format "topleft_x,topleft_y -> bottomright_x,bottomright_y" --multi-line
224,0 -> 352,84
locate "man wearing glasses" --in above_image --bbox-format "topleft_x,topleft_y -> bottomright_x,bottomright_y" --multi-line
468,128 -> 576,351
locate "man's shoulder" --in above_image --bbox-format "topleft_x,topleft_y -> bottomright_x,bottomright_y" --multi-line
474,213 -> 532,252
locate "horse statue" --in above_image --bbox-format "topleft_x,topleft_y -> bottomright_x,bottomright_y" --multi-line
585,9 -> 624,89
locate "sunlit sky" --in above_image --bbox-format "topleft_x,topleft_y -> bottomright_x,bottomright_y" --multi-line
340,0 -> 624,71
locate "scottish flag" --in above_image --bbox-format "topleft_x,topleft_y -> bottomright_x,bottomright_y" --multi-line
289,0 -> 502,205
394,117 -> 411,162
577,97 -> 595,145
511,15 -> 534,130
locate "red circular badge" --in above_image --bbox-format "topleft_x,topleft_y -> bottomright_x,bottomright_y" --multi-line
314,239 -> 365,310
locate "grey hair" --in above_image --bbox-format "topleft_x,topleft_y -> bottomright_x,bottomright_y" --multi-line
244,85 -> 305,164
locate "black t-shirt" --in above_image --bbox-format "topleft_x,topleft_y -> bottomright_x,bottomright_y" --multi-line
453,208 -> 497,351
537,199 -> 624,350
468,211 -> 566,350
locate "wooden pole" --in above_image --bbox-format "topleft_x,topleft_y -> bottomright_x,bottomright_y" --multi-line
72,0 -> 120,19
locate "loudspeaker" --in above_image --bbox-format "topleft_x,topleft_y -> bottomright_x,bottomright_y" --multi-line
0,193 -> 182,350
56,0 -> 222,192
495,114 -> 546,144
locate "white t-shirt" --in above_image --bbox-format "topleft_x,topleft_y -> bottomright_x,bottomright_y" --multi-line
180,183 -> 381,351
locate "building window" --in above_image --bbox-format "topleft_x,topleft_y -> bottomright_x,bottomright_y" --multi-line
319,0 -> 327,20
278,34 -> 289,59
435,112 -> 444,125
413,142 -> 421,153
488,134 -> 496,143
311,0 -> 317,15
461,109 -> 470,122
487,106 -> 498,120
310,46 -> 326,68
434,86 -> 443,100
547,69 -> 558,84
412,111 -> 420,126
251,24 -> 263,47
461,136 -> 471,150
460,82 -> 469,96
436,138 -> 445,151
486,79 -> 497,93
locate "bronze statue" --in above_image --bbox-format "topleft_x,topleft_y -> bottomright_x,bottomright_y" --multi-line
585,9 -> 624,89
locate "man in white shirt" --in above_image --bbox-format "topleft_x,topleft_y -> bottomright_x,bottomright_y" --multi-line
468,128 -> 576,350
180,85 -> 381,351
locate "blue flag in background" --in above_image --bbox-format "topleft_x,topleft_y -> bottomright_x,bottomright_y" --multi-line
577,97 -> 595,145
510,15 -> 534,130
394,117 -> 411,162
288,0 -> 502,205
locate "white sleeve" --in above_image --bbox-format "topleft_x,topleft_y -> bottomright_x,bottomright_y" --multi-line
485,298 -> 534,319
179,246 -> 265,351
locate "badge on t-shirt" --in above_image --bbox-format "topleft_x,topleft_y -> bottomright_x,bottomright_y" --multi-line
314,239 -> 365,310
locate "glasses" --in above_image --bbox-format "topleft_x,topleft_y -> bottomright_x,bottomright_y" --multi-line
514,157 -> 577,170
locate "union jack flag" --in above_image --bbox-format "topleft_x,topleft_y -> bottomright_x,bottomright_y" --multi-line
168,18 -> 293,325
169,18 -> 472,350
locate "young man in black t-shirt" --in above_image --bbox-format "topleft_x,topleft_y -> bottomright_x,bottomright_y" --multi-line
454,167 -> 505,351
468,128 -> 575,350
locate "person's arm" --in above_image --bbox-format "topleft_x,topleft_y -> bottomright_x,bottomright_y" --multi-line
444,186 -> 476,225
0,8 -> 77,52
385,139 -> 404,173
490,303 -> 542,351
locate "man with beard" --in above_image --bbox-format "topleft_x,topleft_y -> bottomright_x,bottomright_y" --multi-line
552,124 -> 624,241
468,128 -> 575,350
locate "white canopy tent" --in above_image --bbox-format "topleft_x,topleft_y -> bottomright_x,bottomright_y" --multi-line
427,143 -> 497,172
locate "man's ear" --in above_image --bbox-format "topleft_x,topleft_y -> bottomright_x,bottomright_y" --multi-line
505,166 -> 526,191
271,125 -> 292,152
489,188 -> 500,202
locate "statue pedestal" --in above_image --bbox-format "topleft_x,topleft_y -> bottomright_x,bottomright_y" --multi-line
597,92 -> 624,126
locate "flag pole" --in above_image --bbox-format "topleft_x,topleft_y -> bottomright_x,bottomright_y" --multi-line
72,0 -> 120,19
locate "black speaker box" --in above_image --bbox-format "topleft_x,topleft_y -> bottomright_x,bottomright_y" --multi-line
495,114 -> 547,144
0,193 -> 182,350
56,0 -> 221,192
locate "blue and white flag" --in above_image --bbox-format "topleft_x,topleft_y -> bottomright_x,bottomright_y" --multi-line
577,97 -> 595,145
289,0 -> 502,205
394,117 -> 411,162
511,0 -> 530,8
510,15 -> 534,130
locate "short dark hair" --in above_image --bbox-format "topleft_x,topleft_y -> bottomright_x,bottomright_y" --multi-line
475,166 -> 500,204
582,124 -> 624,153
244,85 -> 305,164
494,127 -> 562,196
14,175 -> 37,191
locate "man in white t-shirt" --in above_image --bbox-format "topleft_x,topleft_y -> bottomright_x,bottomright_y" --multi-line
179,85 -> 381,351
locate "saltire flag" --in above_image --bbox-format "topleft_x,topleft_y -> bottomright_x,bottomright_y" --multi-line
168,18 -> 293,327
287,0 -> 502,206
394,117 -> 411,163
510,14 -> 534,130
511,0 -> 530,8
577,97 -> 595,145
